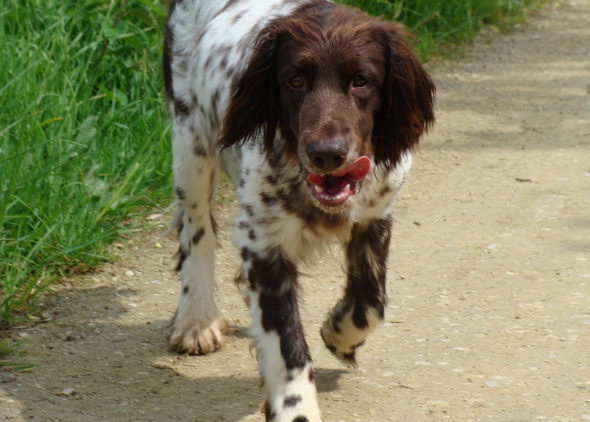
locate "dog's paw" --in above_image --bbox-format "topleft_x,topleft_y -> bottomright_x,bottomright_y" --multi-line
265,404 -> 323,422
169,317 -> 229,355
263,365 -> 323,422
320,302 -> 381,367
320,320 -> 364,368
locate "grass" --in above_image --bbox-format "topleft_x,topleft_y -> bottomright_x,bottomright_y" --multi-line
0,0 -> 170,321
1,0 -> 543,322
0,339 -> 35,372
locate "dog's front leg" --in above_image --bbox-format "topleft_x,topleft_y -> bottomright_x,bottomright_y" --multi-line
242,246 -> 322,422
321,216 -> 393,367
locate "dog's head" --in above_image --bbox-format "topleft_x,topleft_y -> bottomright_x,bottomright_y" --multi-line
218,2 -> 435,211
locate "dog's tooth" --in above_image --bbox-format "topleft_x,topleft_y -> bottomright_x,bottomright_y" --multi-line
314,185 -> 324,193
343,184 -> 350,192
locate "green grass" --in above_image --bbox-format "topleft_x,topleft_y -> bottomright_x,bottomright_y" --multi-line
1,0 -> 543,322
0,339 -> 35,372
0,0 -> 170,321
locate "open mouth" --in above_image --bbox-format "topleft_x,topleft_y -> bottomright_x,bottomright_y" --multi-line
305,156 -> 371,207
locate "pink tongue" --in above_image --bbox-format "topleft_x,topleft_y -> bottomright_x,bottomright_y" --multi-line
334,156 -> 371,181
306,156 -> 371,185
307,173 -> 325,185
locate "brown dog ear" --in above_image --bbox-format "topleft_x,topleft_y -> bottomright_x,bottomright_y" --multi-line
217,22 -> 283,156
373,23 -> 435,169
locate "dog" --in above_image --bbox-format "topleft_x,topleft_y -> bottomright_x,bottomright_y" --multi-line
163,0 -> 435,420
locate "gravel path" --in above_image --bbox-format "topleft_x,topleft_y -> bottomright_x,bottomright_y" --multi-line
2,1 -> 589,420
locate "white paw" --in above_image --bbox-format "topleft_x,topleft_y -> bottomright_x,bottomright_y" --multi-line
263,365 -> 322,422
169,317 -> 229,355
320,303 -> 380,367
320,318 -> 363,367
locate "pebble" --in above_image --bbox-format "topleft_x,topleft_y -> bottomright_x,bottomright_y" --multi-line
427,401 -> 450,408
125,270 -> 134,277
62,388 -> 76,396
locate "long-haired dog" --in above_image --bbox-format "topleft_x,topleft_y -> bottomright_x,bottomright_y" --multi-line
163,1 -> 435,420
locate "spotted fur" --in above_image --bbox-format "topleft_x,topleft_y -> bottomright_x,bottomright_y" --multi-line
164,0 -> 434,420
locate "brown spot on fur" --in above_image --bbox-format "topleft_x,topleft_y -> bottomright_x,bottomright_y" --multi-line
193,144 -> 207,157
175,187 -> 186,201
248,248 -> 311,371
175,247 -> 187,272
345,217 -> 393,329
192,227 -> 205,245
260,192 -> 278,205
210,212 -> 219,237
243,204 -> 254,218
264,401 -> 276,421
283,394 -> 302,408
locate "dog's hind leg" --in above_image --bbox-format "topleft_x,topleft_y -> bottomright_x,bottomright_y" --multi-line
321,216 -> 393,367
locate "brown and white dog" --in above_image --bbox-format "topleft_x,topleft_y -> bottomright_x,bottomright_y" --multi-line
163,1 -> 435,420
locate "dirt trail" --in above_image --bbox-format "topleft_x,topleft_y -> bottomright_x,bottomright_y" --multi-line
3,1 -> 590,421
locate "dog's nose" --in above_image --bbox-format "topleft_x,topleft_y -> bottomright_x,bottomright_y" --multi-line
306,139 -> 349,172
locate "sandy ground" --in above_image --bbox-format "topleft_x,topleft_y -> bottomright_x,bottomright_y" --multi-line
2,1 -> 590,421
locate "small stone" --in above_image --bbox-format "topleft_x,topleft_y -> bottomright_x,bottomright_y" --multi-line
62,388 -> 75,396
125,270 -> 134,277
427,400 -> 450,408
147,213 -> 162,221
65,331 -> 76,341
155,242 -> 162,249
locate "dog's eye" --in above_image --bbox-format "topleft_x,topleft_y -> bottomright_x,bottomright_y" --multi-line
288,76 -> 304,88
352,76 -> 368,88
